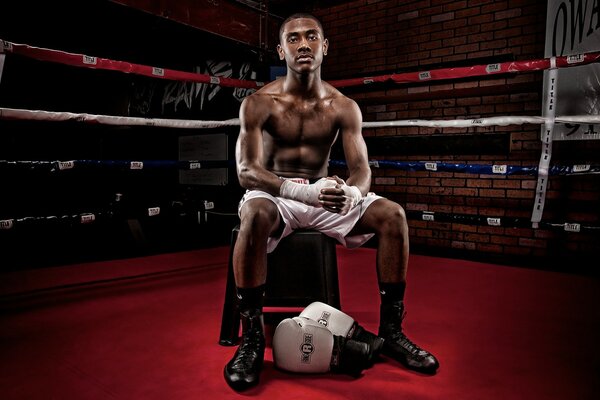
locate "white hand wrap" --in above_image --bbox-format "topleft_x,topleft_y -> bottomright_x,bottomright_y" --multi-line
279,178 -> 337,206
300,301 -> 357,338
342,184 -> 362,207
273,317 -> 334,373
338,184 -> 363,215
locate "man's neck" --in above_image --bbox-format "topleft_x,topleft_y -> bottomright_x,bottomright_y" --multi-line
283,69 -> 324,98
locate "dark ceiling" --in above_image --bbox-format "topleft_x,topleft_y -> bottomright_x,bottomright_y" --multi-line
276,0 -> 354,16
0,0 -> 356,64
235,0 -> 355,17
107,0 -> 355,53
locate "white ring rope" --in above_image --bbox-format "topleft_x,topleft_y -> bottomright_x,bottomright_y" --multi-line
2,107 -> 599,129
0,107 -> 240,129
364,116 -> 545,128
363,115 -> 600,128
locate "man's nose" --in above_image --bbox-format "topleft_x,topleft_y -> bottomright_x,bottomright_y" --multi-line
298,41 -> 311,52
298,37 -> 311,51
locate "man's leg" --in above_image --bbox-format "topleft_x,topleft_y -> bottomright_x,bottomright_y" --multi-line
350,198 -> 439,374
224,198 -> 281,391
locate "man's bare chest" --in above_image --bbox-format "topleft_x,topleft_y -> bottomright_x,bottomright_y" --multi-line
267,104 -> 338,143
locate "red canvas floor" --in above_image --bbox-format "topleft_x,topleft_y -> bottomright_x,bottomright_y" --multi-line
1,246 -> 599,399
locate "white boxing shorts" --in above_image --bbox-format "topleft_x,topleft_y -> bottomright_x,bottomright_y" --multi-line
238,178 -> 384,253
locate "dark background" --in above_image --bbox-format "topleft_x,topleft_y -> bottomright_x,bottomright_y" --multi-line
1,0 -> 599,274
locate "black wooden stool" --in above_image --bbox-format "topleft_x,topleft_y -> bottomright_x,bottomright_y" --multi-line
218,226 -> 341,346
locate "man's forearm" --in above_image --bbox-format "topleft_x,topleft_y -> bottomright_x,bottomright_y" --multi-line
345,169 -> 371,196
237,166 -> 283,196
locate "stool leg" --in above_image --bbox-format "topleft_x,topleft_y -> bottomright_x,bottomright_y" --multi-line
219,228 -> 240,346
322,234 -> 341,309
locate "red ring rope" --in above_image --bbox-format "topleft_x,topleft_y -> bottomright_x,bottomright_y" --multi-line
2,39 -> 599,89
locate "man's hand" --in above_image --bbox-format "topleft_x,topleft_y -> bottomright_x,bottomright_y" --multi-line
279,177 -> 338,206
319,176 -> 363,215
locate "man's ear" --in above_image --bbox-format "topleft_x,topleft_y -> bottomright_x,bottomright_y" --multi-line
323,38 -> 329,56
277,44 -> 285,60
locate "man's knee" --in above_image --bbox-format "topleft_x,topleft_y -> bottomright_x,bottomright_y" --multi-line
371,198 -> 405,218
368,200 -> 407,235
384,203 -> 407,230
391,203 -> 407,224
240,198 -> 280,232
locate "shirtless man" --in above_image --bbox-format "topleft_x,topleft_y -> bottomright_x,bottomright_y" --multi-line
224,13 -> 439,391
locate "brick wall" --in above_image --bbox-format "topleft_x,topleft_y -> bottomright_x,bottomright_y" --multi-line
313,0 -> 600,270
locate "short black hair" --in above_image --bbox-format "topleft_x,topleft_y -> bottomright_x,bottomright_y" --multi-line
279,13 -> 324,42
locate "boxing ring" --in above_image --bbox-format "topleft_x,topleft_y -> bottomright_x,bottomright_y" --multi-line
1,35 -> 600,400
1,40 -> 599,237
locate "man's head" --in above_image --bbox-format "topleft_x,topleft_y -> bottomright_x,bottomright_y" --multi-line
277,13 -> 328,73
279,13 -> 325,43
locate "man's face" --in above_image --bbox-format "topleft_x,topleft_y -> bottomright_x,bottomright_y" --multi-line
277,18 -> 328,74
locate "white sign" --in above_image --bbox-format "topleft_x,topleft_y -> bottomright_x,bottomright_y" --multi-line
544,0 -> 600,140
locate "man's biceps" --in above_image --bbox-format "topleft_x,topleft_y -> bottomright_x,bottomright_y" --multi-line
240,127 -> 263,143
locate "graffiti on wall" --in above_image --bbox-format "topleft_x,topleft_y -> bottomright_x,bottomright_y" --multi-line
129,60 -> 259,120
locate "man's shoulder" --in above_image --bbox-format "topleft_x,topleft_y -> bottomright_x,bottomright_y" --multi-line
322,82 -> 353,100
243,80 -> 282,105
240,82 -> 283,122
323,82 -> 357,108
256,79 -> 284,96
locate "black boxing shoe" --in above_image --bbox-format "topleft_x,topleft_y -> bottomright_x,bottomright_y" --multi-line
378,301 -> 439,374
224,309 -> 265,391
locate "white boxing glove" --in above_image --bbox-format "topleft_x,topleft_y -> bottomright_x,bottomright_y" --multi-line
273,316 -> 373,376
300,301 -> 356,338
300,302 -> 384,360
273,316 -> 334,373
279,178 -> 337,206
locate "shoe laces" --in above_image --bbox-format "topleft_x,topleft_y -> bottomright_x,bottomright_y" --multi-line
232,331 -> 263,370
393,332 -> 425,357
387,310 -> 428,358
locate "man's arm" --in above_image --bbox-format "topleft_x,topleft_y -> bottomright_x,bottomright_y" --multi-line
235,94 -> 283,196
340,98 -> 371,195
319,97 -> 371,214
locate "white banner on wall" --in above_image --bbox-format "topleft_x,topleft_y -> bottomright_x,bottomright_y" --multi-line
544,0 -> 600,140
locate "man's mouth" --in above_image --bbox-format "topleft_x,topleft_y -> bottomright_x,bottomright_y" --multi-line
296,54 -> 313,62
